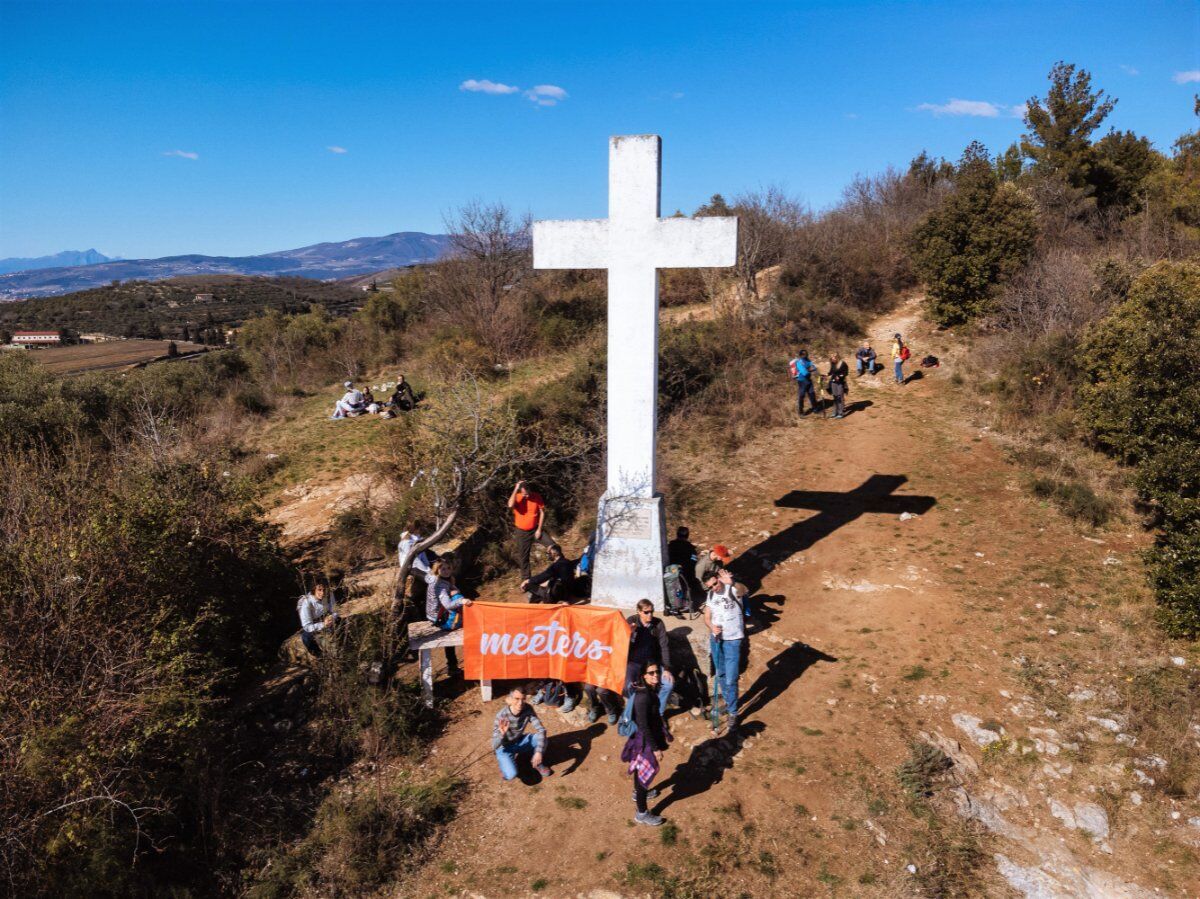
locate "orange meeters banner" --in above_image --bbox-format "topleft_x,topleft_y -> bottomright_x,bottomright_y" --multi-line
463,602 -> 631,693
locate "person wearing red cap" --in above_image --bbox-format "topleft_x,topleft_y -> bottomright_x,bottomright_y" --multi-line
695,544 -> 733,590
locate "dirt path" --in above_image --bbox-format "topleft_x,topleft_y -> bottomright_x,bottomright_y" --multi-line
393,297 -> 1196,898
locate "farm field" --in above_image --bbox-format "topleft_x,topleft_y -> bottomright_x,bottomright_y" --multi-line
26,339 -> 210,374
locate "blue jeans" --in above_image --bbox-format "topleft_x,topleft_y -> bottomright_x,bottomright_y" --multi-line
495,733 -> 537,780
796,380 -> 817,414
894,359 -> 904,384
857,358 -> 874,375
710,636 -> 742,721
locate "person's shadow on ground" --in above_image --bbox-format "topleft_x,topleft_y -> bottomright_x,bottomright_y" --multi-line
546,722 -> 605,777
652,720 -> 766,814
739,641 -> 838,721
742,593 -> 784,637
843,399 -> 873,416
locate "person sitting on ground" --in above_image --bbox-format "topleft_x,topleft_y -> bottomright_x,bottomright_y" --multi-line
695,544 -> 733,589
621,662 -> 671,827
855,341 -> 877,376
297,582 -> 338,656
789,349 -> 820,416
627,599 -> 674,716
827,353 -> 850,419
529,678 -> 579,713
667,526 -> 699,595
493,687 -> 552,781
521,543 -> 576,603
331,381 -> 366,419
389,374 -> 418,412
426,560 -> 469,675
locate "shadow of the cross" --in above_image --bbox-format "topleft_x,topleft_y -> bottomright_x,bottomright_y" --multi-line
731,474 -> 936,592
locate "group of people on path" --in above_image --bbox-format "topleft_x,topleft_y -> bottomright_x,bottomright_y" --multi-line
330,374 -> 418,419
296,476 -> 754,828
789,333 -> 911,419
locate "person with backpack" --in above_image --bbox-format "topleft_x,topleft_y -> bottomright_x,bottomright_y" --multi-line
703,568 -> 745,737
827,353 -> 850,419
426,560 -> 470,677
891,333 -> 910,385
788,350 -> 820,416
297,582 -> 338,656
620,662 -> 671,826
855,341 -> 877,376
521,543 -> 575,603
627,599 -> 674,715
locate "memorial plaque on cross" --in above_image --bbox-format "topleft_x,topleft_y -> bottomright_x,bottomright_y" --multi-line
533,135 -> 738,610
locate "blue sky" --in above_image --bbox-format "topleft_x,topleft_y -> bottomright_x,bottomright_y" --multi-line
1,0 -> 1197,259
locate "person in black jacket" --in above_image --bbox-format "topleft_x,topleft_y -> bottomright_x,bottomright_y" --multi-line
621,663 -> 671,826
521,544 -> 575,603
389,375 -> 417,412
827,353 -> 850,419
626,599 -> 674,716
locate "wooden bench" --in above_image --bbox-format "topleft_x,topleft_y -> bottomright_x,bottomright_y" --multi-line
408,621 -> 492,707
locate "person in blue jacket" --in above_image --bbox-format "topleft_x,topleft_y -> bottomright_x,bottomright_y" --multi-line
789,350 -> 820,416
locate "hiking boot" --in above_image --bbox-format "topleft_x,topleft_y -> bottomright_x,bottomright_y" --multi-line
535,763 -> 553,777
531,689 -> 545,705
561,696 -> 578,713
587,707 -> 601,723
606,711 -> 620,726
634,811 -> 665,827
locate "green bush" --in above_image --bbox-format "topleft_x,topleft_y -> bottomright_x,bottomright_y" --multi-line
1029,475 -> 1112,526
910,143 -> 1039,325
1078,262 -> 1200,634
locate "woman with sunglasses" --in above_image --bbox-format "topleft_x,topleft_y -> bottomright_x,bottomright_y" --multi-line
620,663 -> 671,826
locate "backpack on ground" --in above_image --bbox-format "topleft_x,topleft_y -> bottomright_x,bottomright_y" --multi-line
920,354 -> 940,368
663,564 -> 689,615
900,345 -> 911,362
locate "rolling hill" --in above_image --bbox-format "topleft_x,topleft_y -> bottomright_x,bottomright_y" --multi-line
0,232 -> 450,300
0,249 -> 117,275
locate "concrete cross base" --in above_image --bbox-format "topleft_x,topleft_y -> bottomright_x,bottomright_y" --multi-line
590,492 -> 668,612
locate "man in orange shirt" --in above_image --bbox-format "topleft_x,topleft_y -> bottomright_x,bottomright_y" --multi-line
508,479 -> 554,580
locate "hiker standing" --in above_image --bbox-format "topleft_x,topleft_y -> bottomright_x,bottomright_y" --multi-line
584,683 -> 623,725
621,663 -> 670,826
297,583 -> 338,656
827,354 -> 850,419
493,687 -> 552,781
521,544 -> 576,603
508,480 -> 554,581
627,599 -> 674,716
855,341 -> 877,376
891,333 -> 909,385
704,569 -> 745,736
789,350 -> 820,416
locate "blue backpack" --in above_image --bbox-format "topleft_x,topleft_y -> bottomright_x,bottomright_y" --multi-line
617,692 -> 637,737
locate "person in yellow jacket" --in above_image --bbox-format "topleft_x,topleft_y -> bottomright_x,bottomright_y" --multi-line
891,333 -> 908,385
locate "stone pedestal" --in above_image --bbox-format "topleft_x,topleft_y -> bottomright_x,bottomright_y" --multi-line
590,492 -> 668,612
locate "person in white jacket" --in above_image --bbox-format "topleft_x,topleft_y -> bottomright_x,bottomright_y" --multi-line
332,382 -> 365,419
297,583 -> 338,656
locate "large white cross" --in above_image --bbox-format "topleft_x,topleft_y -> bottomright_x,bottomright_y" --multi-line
532,135 -> 737,499
532,135 -> 737,610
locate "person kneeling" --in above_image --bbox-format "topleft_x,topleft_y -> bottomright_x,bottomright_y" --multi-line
493,687 -> 552,781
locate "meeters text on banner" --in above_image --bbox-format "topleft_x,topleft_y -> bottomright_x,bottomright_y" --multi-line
463,602 -> 631,694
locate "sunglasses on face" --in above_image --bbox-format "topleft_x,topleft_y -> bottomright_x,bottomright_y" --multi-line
644,668 -> 660,676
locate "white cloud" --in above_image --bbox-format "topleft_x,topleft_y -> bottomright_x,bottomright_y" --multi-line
1173,70 -> 1200,84
844,112 -> 860,120
1120,64 -> 1140,76
460,78 -> 520,95
671,91 -> 685,100
916,98 -> 1001,117
525,84 -> 568,106
163,149 -> 199,160
1010,102 -> 1029,119
327,145 -> 348,154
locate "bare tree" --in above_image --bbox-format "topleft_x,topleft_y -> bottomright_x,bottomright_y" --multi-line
381,369 -> 599,621
730,187 -> 808,301
425,201 -> 534,363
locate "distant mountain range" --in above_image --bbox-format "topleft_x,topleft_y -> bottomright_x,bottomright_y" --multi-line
0,232 -> 451,300
0,249 -> 118,275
